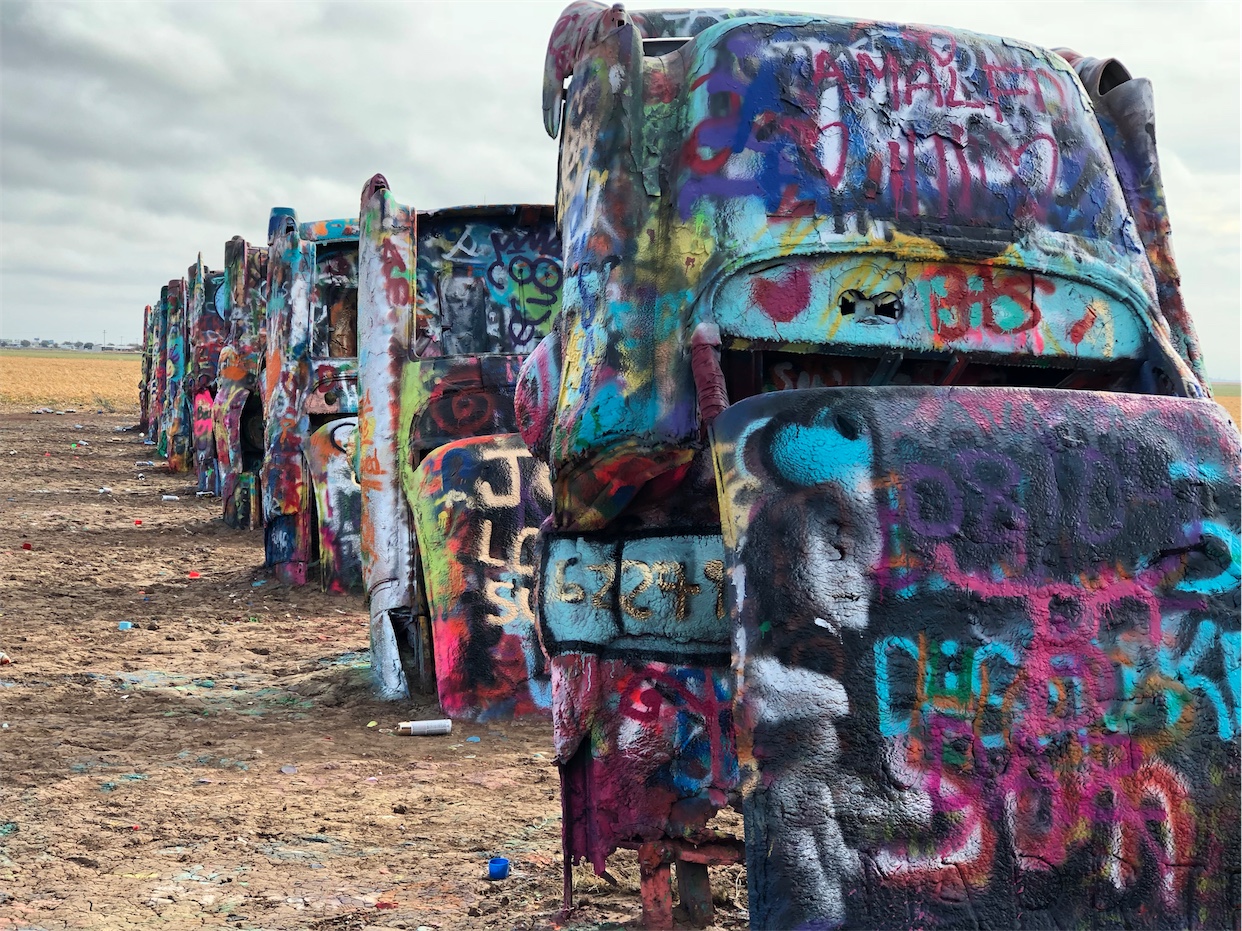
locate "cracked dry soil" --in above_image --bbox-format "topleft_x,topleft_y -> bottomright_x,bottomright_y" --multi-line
0,409 -> 747,931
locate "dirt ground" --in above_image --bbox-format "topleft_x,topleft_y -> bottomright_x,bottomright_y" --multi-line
0,408 -> 747,931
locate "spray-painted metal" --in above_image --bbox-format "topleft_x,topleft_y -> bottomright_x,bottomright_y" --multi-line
263,209 -> 363,591
529,3 -> 1233,927
213,235 -> 270,529
1062,51 -> 1209,387
139,304 -> 153,434
356,176 -> 563,716
713,388 -> 1239,929
147,286 -> 169,447
185,255 -> 228,494
159,277 -> 191,470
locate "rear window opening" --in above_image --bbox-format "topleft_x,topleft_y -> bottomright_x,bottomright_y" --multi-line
643,37 -> 690,56
313,242 -> 358,358
721,347 -> 1141,402
240,393 -> 264,472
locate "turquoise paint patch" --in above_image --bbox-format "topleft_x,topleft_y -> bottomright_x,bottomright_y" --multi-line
542,534 -> 729,657
769,408 -> 871,488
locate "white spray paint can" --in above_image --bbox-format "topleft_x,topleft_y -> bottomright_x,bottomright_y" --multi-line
397,719 -> 452,736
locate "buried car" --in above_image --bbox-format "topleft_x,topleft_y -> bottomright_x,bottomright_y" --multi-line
186,254 -> 229,495
139,303 -> 153,435
263,209 -> 363,591
357,174 -> 562,718
525,3 -> 1238,928
213,234 -> 271,529
157,276 -> 191,471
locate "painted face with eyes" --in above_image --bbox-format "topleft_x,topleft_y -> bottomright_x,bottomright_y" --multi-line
439,272 -> 488,356
741,405 -> 882,647
724,402 -> 898,928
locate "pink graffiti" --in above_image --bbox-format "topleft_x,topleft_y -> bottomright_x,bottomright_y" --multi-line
878,545 -> 1208,903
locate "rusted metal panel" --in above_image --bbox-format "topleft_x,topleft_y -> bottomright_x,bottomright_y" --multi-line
711,387 -> 1240,929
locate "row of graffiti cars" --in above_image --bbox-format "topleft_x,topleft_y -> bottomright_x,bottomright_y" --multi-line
138,3 -> 1240,929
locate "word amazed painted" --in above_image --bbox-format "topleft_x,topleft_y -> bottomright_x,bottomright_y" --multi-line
532,3 -> 1207,535
712,386 -> 1240,930
409,434 -> 552,720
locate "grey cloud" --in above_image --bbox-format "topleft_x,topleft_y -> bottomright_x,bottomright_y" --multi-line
1,0 -> 1237,377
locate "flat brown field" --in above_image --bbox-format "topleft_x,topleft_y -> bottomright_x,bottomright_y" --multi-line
0,374 -> 1234,931
0,410 -> 746,930
0,351 -> 142,410
1214,385 -> 1241,426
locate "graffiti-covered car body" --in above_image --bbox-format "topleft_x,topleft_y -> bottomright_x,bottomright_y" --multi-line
186,255 -> 228,494
213,235 -> 270,529
263,209 -> 363,591
528,3 -> 1238,928
357,174 -> 563,719
139,304 -> 153,435
146,286 -> 170,446
158,277 -> 192,471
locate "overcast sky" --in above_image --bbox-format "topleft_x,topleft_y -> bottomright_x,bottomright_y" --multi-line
1,0 -> 1237,379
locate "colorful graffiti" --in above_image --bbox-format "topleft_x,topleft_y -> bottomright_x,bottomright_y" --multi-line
711,387 -> 1240,929
262,209 -> 363,590
537,529 -> 738,870
213,235 -> 270,529
187,255 -> 228,494
305,417 -> 363,592
533,4 -> 1206,534
356,175 -> 563,709
160,277 -> 192,471
139,304 -> 153,433
409,434 -> 552,720
534,3 -> 1224,924
356,176 -> 416,697
147,286 -> 169,446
